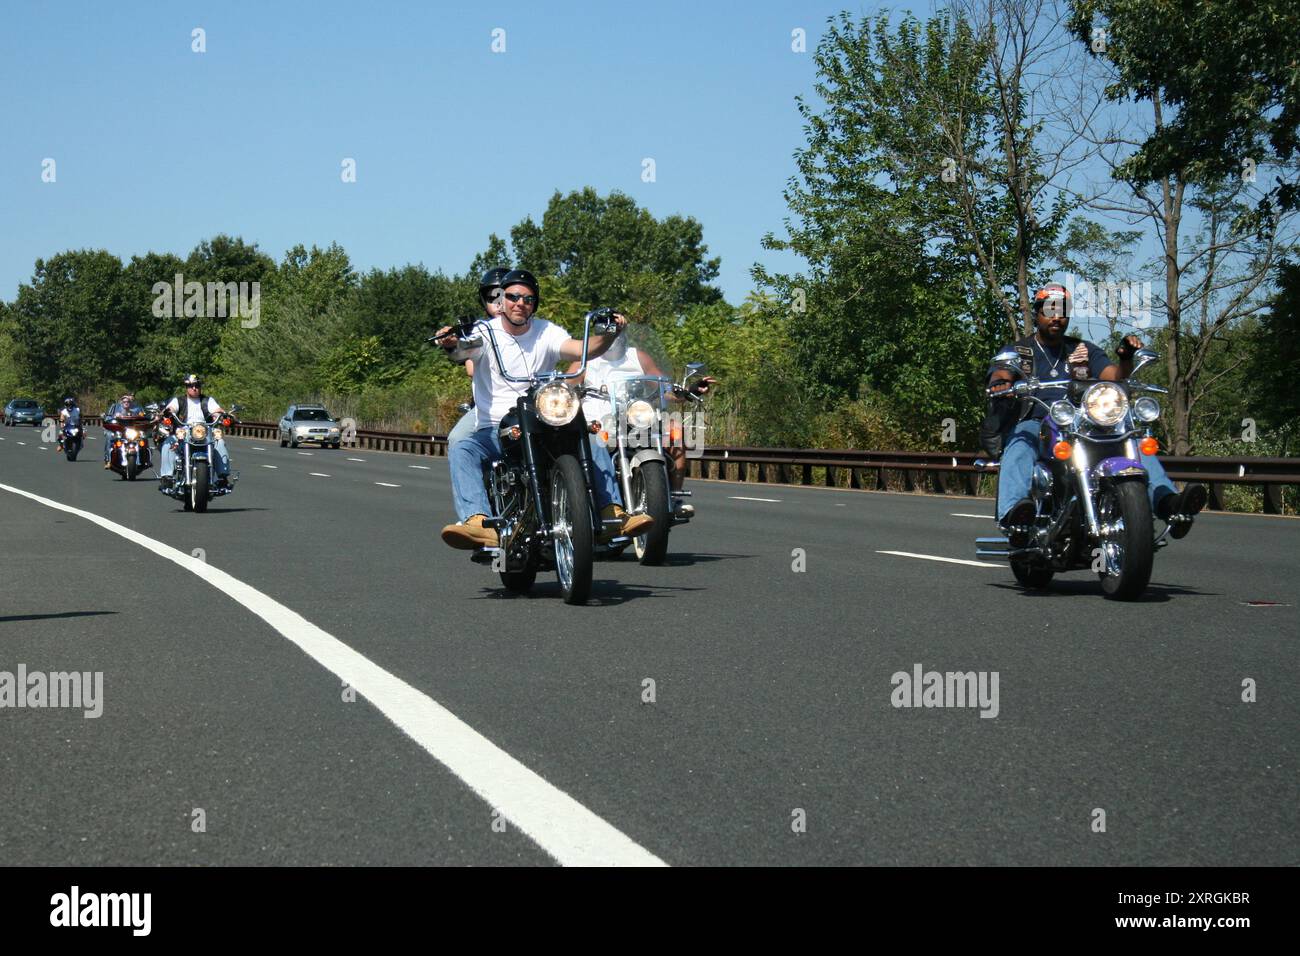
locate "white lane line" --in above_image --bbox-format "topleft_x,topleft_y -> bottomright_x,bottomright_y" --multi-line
347,457 -> 366,462
878,550 -> 1002,569
17,441 -> 26,445
297,451 -> 314,456
0,480 -> 664,868
309,472 -> 331,478
38,446 -> 48,450
951,513 -> 993,519
253,447 -> 266,451
728,496 -> 782,503
261,464 -> 278,469
375,482 -> 401,488
408,465 -> 431,470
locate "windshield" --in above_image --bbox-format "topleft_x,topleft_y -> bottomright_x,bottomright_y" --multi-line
13,401 -> 38,408
294,409 -> 332,421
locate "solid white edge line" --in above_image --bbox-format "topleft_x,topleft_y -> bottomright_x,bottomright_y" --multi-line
877,550 -> 1002,568
0,481 -> 665,867
951,513 -> 993,519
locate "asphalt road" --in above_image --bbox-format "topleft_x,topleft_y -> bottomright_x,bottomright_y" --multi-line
1,428 -> 1296,865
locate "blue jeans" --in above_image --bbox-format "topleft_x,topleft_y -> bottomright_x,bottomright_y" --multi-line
449,426 -> 620,522
996,418 -> 1176,521
161,436 -> 230,478
447,409 -> 476,450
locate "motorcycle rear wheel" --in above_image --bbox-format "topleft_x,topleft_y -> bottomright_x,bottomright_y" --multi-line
1096,480 -> 1153,600
192,461 -> 209,513
550,454 -> 594,605
632,461 -> 672,565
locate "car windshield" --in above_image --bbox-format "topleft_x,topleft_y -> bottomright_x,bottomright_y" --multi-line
293,409 -> 332,421
14,401 -> 38,408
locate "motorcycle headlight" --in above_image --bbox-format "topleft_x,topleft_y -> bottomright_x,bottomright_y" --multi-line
124,427 -> 139,440
1049,401 -> 1075,427
1082,382 -> 1129,427
176,427 -> 188,440
191,423 -> 208,442
535,383 -> 579,426
213,427 -> 224,440
626,400 -> 657,430
1133,396 -> 1161,423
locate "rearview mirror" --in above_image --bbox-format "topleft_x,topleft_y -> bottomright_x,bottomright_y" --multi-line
1130,348 -> 1158,376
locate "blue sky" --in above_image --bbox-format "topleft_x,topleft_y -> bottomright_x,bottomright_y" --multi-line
0,0 -> 929,305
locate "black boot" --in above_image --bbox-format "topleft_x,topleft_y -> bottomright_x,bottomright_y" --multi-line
1157,484 -> 1207,540
999,498 -> 1036,548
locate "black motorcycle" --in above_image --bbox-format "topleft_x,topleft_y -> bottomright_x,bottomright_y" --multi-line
157,405 -> 241,513
434,309 -> 628,604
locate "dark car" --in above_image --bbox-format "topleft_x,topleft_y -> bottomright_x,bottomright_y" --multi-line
4,399 -> 46,427
278,404 -> 342,448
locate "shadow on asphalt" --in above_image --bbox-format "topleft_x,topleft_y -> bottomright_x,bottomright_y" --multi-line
0,611 -> 118,624
162,507 -> 270,514
657,551 -> 754,567
989,580 -> 1216,602
473,579 -> 705,606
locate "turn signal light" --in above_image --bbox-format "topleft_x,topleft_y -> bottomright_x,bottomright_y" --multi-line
1052,440 -> 1072,460
114,440 -> 123,448
669,425 -> 683,443
599,431 -> 609,442
1139,436 -> 1159,456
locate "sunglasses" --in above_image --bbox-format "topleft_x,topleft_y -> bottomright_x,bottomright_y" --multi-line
503,293 -> 537,305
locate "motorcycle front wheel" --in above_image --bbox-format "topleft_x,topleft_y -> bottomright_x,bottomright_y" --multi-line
1096,480 -> 1153,601
631,461 -> 671,565
550,454 -> 594,605
65,441 -> 79,462
191,460 -> 210,513
1010,558 -> 1054,589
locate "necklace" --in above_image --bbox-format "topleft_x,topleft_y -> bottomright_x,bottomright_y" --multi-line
1034,336 -> 1066,377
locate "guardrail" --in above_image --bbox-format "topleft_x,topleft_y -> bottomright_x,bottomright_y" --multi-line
80,416 -> 1296,514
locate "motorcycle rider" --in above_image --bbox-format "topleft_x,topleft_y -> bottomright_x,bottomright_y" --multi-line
57,397 -> 80,452
983,283 -> 1207,544
568,333 -> 717,518
102,391 -> 145,468
434,268 -> 653,550
158,374 -> 232,489
446,267 -> 510,450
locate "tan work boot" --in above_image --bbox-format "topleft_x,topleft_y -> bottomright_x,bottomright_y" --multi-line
599,504 -> 653,541
441,514 -> 498,550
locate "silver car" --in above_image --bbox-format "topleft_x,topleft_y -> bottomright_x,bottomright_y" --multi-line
4,398 -> 46,426
279,404 -> 342,448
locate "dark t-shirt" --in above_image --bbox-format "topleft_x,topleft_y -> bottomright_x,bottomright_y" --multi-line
987,335 -> 1114,421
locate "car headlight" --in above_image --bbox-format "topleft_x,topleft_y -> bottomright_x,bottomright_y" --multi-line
191,423 -> 208,442
626,400 -> 657,430
1133,397 -> 1161,423
1049,401 -> 1075,426
125,427 -> 139,440
1082,382 -> 1129,427
535,383 -> 579,426
329,427 -> 339,434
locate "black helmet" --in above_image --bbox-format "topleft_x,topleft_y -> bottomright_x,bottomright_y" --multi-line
182,373 -> 203,387
478,266 -> 511,306
63,397 -> 75,407
500,269 -> 540,306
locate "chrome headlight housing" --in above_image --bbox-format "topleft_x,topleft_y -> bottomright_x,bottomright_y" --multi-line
212,427 -> 224,441
1049,401 -> 1075,427
1133,396 -> 1161,423
1082,382 -> 1129,427
626,399 -> 657,430
190,422 -> 208,442
175,427 -> 188,441
535,383 -> 580,426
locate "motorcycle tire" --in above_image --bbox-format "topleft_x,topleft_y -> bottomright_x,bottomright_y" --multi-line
500,566 -> 537,594
1010,558 -> 1054,590
192,461 -> 210,513
550,454 -> 594,606
65,441 -> 79,462
127,458 -> 139,481
1097,479 -> 1153,601
632,461 -> 672,566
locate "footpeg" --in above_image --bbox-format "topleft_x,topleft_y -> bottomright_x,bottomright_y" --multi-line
481,517 -> 508,529
470,547 -> 503,565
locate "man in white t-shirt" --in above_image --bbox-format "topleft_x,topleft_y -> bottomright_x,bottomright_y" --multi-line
158,373 -> 231,488
434,269 -> 653,550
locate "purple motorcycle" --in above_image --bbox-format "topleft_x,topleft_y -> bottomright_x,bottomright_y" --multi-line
974,348 -> 1170,600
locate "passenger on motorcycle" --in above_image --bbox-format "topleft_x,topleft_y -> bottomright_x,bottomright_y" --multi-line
567,333 -> 717,518
983,283 -> 1206,544
158,374 -> 232,488
446,266 -> 510,450
102,391 -> 144,467
434,268 -> 654,550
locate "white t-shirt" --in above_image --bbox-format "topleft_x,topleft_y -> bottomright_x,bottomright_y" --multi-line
166,395 -> 222,425
581,347 -> 648,425
473,317 -> 572,429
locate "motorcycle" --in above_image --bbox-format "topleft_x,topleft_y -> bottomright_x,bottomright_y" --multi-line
974,347 -> 1172,600
103,414 -> 153,480
434,309 -> 628,605
58,419 -> 84,461
593,362 -> 707,564
157,405 -> 241,513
